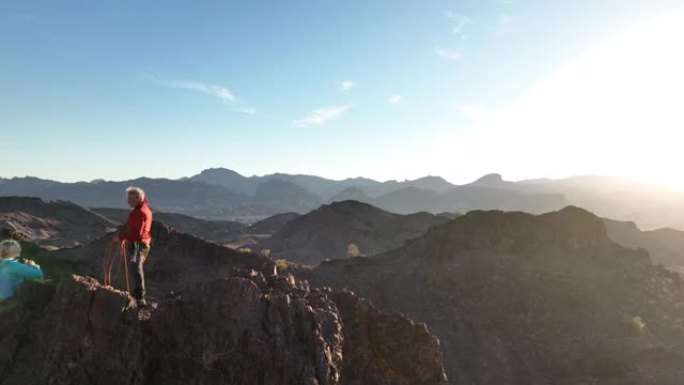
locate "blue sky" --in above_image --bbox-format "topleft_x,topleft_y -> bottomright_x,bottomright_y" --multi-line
2,0 -> 683,186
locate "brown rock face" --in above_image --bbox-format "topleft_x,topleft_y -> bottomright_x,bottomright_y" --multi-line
143,275 -> 343,385
0,271 -> 448,385
330,291 -> 448,385
0,276 -> 142,385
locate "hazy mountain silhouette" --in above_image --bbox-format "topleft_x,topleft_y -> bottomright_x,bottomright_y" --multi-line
0,176 -> 257,220
468,173 -> 513,188
328,186 -> 373,203
252,179 -> 323,213
513,175 -> 684,229
190,168 -> 456,199
3,170 -> 684,229
373,185 -> 565,215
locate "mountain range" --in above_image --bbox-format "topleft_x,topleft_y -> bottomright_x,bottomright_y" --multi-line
3,169 -> 683,231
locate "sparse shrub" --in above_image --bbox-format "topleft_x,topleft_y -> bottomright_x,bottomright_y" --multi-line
275,259 -> 288,272
261,249 -> 271,257
238,247 -> 253,254
623,315 -> 646,334
347,243 -> 360,258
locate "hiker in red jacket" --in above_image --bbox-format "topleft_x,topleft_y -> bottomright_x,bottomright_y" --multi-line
112,186 -> 153,306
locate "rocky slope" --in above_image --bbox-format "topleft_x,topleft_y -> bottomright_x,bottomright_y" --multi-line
248,212 -> 300,235
257,201 -> 450,264
0,197 -> 116,247
0,270 -> 448,385
93,207 -> 248,246
303,206 -> 684,384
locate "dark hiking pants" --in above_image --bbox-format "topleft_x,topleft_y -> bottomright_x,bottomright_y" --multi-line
128,242 -> 151,301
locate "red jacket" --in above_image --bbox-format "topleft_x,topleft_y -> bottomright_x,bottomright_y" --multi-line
119,199 -> 153,244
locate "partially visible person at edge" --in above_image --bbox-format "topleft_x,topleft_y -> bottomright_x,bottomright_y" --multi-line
112,186 -> 153,307
0,239 -> 44,301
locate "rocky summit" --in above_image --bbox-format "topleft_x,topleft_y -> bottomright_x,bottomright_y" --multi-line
0,270 -> 448,385
48,221 -> 276,298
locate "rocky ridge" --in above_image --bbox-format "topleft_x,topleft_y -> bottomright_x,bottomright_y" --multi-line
0,269 -> 448,385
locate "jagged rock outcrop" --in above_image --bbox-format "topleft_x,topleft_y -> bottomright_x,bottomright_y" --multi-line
0,276 -> 142,384
329,291 -> 447,385
305,206 -> 684,384
0,271 -> 448,385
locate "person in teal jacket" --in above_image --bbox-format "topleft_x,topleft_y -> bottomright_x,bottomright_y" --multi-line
0,240 -> 44,301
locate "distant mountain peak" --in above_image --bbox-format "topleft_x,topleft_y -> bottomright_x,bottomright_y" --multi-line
197,167 -> 244,177
470,173 -> 508,187
329,186 -> 372,203
414,175 -> 448,182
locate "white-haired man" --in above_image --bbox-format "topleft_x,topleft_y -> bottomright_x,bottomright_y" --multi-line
112,186 -> 153,306
0,239 -> 44,300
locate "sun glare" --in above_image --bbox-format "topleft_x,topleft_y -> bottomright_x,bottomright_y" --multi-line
460,10 -> 684,187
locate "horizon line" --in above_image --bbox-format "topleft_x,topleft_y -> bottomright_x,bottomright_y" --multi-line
0,168 -> 662,189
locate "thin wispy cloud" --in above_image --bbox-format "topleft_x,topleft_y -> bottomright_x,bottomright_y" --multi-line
236,106 -> 257,115
387,95 -> 402,104
340,80 -> 356,93
144,74 -> 255,114
447,12 -> 474,36
293,104 -> 352,127
435,48 -> 463,61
